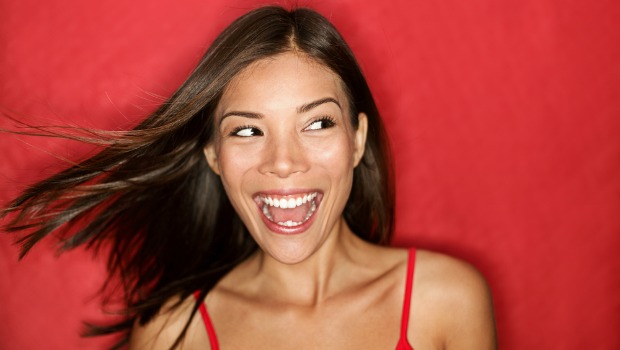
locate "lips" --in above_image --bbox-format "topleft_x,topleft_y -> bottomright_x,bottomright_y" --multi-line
253,190 -> 323,234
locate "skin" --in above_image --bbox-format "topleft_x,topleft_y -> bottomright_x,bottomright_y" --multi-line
130,52 -> 497,349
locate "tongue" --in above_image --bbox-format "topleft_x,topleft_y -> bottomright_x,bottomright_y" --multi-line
268,201 -> 311,223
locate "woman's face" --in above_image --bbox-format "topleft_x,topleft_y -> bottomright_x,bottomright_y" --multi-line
204,52 -> 367,264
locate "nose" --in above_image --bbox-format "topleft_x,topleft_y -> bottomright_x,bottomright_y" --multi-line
258,132 -> 309,178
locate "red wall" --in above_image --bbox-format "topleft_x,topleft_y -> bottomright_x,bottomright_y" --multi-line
1,0 -> 618,348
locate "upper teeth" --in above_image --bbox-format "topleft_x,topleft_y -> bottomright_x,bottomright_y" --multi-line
261,192 -> 317,209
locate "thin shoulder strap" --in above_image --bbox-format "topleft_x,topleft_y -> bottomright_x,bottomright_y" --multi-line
193,291 -> 220,350
399,248 -> 417,341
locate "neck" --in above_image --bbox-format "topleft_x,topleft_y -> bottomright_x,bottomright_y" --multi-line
249,218 -> 371,306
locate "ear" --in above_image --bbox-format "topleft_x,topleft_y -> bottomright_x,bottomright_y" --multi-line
353,113 -> 368,167
203,144 -> 221,175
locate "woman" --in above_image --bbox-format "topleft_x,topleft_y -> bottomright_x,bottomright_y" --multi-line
3,6 -> 496,349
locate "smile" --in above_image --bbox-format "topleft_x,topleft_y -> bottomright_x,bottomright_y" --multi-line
254,191 -> 323,232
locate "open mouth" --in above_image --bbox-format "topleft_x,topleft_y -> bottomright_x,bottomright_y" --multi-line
254,191 -> 323,229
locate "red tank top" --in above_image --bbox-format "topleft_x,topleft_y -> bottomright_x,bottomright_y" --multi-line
194,248 -> 416,349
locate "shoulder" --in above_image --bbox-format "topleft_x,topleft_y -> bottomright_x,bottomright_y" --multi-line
411,249 -> 497,349
129,294 -> 210,350
415,249 -> 489,296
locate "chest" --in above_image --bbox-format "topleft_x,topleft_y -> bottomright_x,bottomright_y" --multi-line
208,288 -> 404,349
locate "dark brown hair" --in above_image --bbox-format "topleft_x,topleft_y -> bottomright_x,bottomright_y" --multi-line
2,5 -> 394,348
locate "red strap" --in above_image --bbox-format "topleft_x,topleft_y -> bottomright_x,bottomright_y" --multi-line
398,248 -> 416,347
193,291 -> 220,350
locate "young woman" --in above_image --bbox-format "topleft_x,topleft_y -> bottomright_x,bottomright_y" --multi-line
3,6 -> 496,349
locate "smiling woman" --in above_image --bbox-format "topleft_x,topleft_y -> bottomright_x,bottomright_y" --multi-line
2,6 -> 496,350
204,53 -> 367,263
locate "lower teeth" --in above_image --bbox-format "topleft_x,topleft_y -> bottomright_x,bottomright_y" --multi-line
263,199 -> 317,227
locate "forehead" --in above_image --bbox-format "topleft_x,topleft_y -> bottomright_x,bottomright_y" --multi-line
217,52 -> 348,115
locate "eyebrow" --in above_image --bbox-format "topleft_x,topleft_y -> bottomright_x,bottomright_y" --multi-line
219,111 -> 262,126
297,97 -> 342,114
219,97 -> 342,125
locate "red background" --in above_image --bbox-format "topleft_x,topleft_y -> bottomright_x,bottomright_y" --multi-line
1,0 -> 618,349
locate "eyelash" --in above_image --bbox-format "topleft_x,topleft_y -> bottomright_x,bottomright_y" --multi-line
306,116 -> 336,131
228,116 -> 336,137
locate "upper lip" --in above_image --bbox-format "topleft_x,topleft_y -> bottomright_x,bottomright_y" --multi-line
252,188 -> 322,197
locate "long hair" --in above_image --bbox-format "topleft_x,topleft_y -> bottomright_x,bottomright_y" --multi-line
1,5 -> 394,348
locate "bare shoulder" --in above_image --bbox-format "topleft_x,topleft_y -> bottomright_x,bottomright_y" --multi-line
412,250 -> 497,349
129,294 -> 209,350
415,250 -> 490,297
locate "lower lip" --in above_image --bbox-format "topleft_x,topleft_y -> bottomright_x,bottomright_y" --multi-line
258,201 -> 320,235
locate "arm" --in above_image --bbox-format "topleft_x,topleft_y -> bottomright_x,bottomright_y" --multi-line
413,251 -> 497,350
443,261 -> 497,349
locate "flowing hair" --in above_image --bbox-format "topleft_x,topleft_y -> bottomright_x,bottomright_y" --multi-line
1,5 -> 394,348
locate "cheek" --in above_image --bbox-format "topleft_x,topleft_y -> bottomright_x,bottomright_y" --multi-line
216,144 -> 259,190
307,130 -> 355,161
305,135 -> 356,181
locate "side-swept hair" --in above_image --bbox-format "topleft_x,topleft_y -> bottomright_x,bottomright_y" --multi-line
2,5 -> 394,348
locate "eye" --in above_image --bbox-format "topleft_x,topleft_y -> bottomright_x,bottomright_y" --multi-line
230,125 -> 263,137
305,116 -> 336,131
